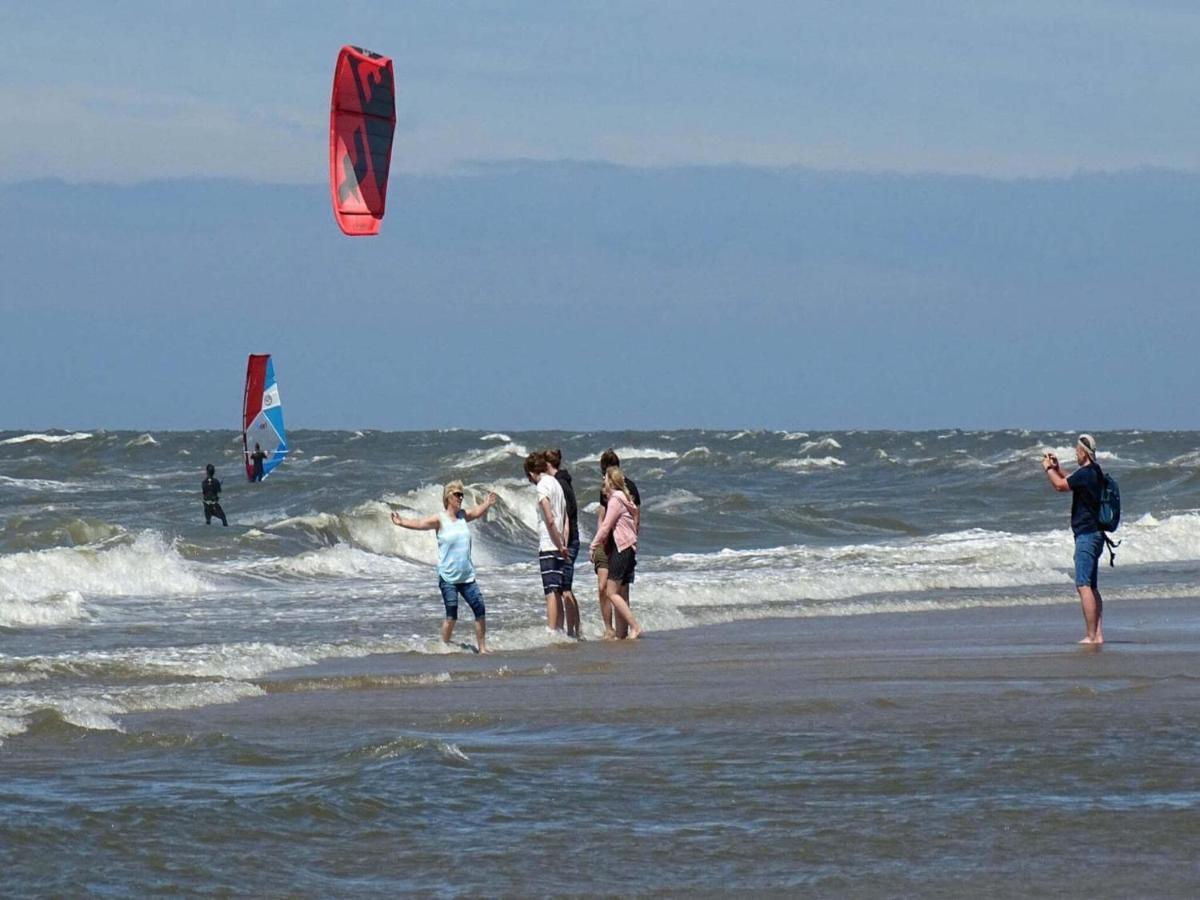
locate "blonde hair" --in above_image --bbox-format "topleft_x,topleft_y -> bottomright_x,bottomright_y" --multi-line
604,467 -> 634,506
442,480 -> 465,508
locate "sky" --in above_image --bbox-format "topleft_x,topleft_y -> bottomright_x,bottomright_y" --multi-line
1,1 -> 1198,429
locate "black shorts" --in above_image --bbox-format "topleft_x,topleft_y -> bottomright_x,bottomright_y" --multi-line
608,547 -> 637,584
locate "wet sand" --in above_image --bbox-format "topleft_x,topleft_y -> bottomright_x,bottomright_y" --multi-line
97,595 -> 1200,896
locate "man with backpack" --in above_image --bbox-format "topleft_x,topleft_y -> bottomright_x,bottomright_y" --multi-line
1043,433 -> 1116,645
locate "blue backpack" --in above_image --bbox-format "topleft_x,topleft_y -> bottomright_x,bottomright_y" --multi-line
1092,463 -> 1122,565
1097,469 -> 1121,533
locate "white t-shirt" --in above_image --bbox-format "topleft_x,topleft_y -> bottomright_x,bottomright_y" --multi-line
535,473 -> 568,552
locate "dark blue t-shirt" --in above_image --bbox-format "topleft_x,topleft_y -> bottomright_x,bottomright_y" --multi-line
1067,463 -> 1102,535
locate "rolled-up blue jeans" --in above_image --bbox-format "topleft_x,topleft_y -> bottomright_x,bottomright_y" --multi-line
1073,531 -> 1104,589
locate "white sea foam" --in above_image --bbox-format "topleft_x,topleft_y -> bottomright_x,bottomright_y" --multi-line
680,446 -> 712,461
576,447 -> 679,465
729,430 -> 755,441
0,590 -> 86,628
0,680 -> 267,742
0,531 -> 209,610
0,431 -> 93,445
779,431 -> 810,440
256,543 -> 428,580
453,442 -> 529,469
777,456 -> 846,470
271,482 -> 528,566
0,474 -> 80,492
641,512 -> 1200,620
794,437 -> 843,454
644,489 -> 704,513
125,433 -> 157,447
480,433 -> 511,442
992,445 -> 1125,468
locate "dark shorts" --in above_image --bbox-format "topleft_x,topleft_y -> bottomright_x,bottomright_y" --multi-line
1073,531 -> 1103,589
437,579 -> 485,620
561,539 -> 580,591
608,547 -> 637,585
539,552 -> 566,595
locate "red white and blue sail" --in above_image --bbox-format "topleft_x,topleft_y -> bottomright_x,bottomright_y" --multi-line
243,354 -> 287,481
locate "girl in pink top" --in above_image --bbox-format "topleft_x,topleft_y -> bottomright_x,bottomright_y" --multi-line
590,467 -> 643,639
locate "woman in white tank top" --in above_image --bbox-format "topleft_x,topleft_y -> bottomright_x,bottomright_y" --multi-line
391,480 -> 498,653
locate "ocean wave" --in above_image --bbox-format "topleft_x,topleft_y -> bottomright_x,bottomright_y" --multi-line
641,512 -> 1200,616
0,531 -> 210,610
576,446 -> 679,465
779,431 -> 810,440
777,456 -> 846,471
252,544 -> 427,581
125,433 -> 158,447
0,474 -> 81,493
990,445 -> 1126,468
794,437 -> 843,454
268,483 -> 534,565
480,433 -> 512,442
0,590 -> 86,628
452,442 -> 529,469
0,680 -> 266,742
643,489 -> 705,513
0,431 -> 93,446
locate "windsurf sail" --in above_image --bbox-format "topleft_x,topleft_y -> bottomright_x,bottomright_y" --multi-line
242,354 -> 287,481
329,45 -> 396,236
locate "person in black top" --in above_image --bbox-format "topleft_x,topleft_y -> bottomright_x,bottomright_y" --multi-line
1043,433 -> 1105,644
249,443 -> 268,482
202,463 -> 228,526
596,448 -> 642,638
545,448 -> 581,638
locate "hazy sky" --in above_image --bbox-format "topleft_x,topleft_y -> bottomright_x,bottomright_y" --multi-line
3,1 -> 1199,183
1,2 -> 1197,430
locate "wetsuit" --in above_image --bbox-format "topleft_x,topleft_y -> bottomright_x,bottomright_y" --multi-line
250,450 -> 267,482
202,476 -> 228,526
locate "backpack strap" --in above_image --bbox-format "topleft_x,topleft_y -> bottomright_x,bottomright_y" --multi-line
1103,533 -> 1121,567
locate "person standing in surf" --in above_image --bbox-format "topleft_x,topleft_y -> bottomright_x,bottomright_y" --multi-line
390,481 -> 497,654
249,443 -> 268,482
594,449 -> 642,638
524,452 -> 575,635
590,466 -> 643,640
1043,433 -> 1106,645
545,448 -> 582,638
202,464 -> 228,526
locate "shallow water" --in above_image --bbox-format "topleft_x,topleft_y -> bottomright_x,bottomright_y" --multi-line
3,429 -> 1200,893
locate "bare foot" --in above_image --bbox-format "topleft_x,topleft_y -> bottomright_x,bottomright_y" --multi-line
602,629 -> 618,641
478,645 -> 490,654
629,626 -> 643,640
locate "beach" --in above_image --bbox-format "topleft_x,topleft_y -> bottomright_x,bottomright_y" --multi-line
5,596 -> 1199,896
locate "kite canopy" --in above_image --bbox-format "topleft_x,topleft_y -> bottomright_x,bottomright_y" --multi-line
243,354 -> 288,481
329,45 -> 396,237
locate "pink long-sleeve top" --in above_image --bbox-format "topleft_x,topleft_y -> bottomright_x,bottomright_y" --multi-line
591,490 -> 638,553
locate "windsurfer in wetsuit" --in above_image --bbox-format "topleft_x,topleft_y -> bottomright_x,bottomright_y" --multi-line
202,464 -> 228,526
249,443 -> 267,482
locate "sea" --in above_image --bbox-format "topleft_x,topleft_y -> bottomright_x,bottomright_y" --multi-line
3,428 -> 1200,894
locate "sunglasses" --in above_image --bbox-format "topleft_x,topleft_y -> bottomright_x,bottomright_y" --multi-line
452,492 -> 465,499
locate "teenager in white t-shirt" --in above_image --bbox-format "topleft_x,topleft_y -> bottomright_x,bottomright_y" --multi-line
524,451 -> 574,634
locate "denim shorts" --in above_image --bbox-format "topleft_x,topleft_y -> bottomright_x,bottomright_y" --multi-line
561,539 -> 580,591
1073,531 -> 1104,589
437,578 -> 485,620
